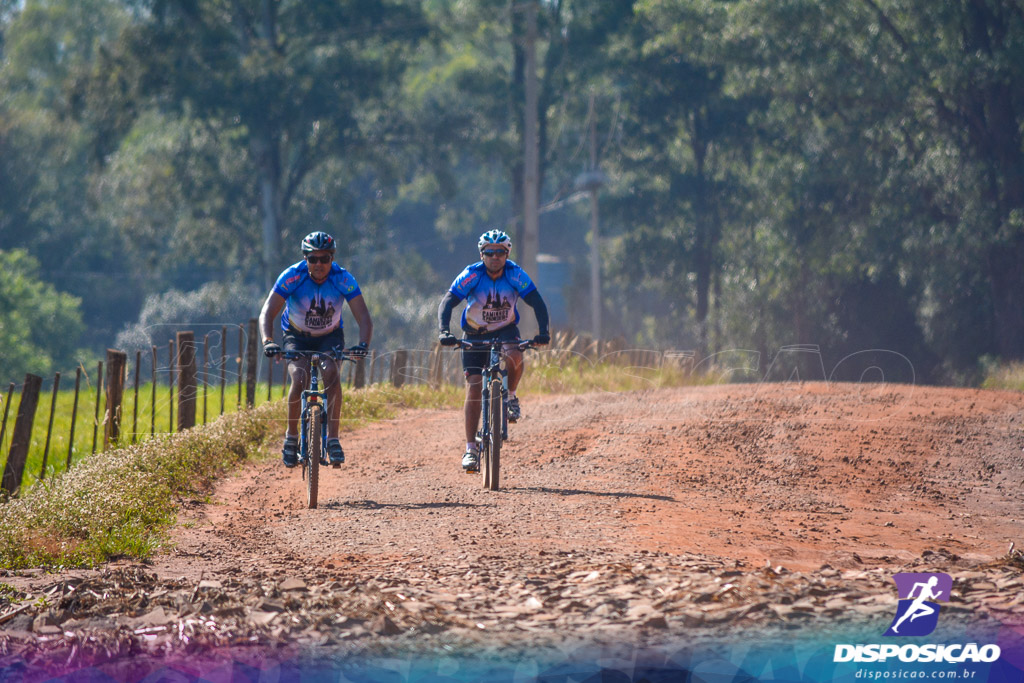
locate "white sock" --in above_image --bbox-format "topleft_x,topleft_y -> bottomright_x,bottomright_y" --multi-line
466,442 -> 477,453
509,391 -> 517,399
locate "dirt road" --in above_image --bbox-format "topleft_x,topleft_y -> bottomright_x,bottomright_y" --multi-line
165,382 -> 1024,575
4,382 -> 1024,673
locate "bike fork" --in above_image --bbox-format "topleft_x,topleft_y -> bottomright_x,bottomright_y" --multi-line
480,382 -> 490,439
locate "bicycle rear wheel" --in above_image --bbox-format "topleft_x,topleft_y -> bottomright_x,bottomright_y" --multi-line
306,408 -> 321,509
487,377 -> 502,490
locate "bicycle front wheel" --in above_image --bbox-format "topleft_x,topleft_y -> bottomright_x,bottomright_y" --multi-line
487,377 -> 502,491
306,407 -> 321,509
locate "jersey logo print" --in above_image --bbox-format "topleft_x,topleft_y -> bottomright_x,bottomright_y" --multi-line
305,294 -> 336,330
481,289 -> 512,324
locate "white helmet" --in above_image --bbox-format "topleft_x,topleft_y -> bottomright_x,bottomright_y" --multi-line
478,229 -> 512,252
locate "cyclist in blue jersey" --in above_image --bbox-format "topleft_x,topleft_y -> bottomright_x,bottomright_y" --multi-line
259,231 -> 373,468
438,230 -> 550,472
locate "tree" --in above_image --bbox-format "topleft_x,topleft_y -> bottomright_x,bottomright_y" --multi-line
728,0 -> 1024,372
116,0 -> 428,286
0,250 -> 86,382
600,0 -> 761,354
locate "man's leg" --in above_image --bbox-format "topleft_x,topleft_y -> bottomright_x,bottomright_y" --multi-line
283,360 -> 308,466
464,374 -> 482,442
505,347 -> 524,392
504,346 -> 524,421
286,360 -> 309,435
321,360 -> 342,440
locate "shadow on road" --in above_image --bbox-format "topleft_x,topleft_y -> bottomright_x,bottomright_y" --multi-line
322,499 -> 489,511
511,486 -> 675,501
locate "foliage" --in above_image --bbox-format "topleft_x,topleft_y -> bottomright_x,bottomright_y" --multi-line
0,250 -> 86,382
981,360 -> 1024,393
2,0 -> 1024,386
115,281 -> 265,353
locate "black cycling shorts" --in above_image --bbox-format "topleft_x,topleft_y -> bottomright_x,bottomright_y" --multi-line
461,325 -> 520,377
282,326 -> 345,353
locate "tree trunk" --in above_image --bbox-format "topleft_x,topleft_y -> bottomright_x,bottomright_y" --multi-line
691,115 -> 712,358
988,235 -> 1024,359
963,0 -> 1024,359
253,133 -> 284,289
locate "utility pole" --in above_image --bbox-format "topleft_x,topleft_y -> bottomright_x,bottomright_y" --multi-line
521,0 -> 540,283
575,93 -> 606,340
588,93 -> 602,340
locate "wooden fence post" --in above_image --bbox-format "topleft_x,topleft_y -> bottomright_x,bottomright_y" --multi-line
66,367 -> 81,468
354,356 -> 366,389
220,325 -> 227,415
150,346 -> 157,436
39,372 -> 61,480
368,350 -> 378,385
267,346 -> 273,401
391,350 -> 408,388
243,319 -> 258,409
104,349 -> 127,449
430,345 -> 444,389
0,382 -> 14,457
2,374 -> 42,496
202,333 -> 209,424
176,331 -> 197,431
92,361 -> 103,454
168,339 -> 175,432
234,325 -> 242,409
132,351 -> 141,443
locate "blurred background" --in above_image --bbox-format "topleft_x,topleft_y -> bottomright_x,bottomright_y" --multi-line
1,0 -> 1022,386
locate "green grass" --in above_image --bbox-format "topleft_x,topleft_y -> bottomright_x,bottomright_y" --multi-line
0,379 -> 284,490
0,357 -> 701,570
0,400 -> 279,569
0,380 -> 464,569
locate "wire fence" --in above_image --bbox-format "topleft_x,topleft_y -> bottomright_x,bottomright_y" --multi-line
0,323 -> 692,497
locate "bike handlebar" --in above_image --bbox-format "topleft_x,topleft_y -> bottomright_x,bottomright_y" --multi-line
274,348 -> 357,363
455,338 -> 535,352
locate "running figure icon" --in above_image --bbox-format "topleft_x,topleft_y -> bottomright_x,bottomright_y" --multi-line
891,576 -> 943,634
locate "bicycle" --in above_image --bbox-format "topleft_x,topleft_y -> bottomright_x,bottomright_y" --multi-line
275,348 -> 355,509
455,337 -> 535,491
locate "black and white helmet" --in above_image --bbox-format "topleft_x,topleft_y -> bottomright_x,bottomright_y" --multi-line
301,231 -> 336,254
478,229 -> 512,252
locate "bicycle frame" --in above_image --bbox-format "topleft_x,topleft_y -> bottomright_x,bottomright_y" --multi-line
279,348 -> 354,508
456,337 -> 533,490
281,350 -> 341,466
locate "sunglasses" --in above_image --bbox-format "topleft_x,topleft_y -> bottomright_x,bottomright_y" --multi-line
481,250 -> 508,258
305,254 -> 332,265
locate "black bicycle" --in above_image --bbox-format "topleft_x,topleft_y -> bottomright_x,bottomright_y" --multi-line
276,348 -> 355,509
456,338 -> 535,491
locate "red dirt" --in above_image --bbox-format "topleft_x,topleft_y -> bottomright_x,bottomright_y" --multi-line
153,382 -> 1024,577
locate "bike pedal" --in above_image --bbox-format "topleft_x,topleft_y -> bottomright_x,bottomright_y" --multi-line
332,462 -> 341,469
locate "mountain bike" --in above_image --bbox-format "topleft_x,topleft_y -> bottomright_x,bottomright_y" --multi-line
456,338 -> 535,491
278,348 -> 354,509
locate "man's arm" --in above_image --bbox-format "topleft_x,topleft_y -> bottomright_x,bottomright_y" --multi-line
521,289 -> 549,335
347,294 -> 373,345
259,292 -> 286,343
438,291 -> 461,332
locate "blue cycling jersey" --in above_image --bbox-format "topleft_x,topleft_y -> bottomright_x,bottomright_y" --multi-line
272,261 -> 362,335
449,260 -> 537,332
